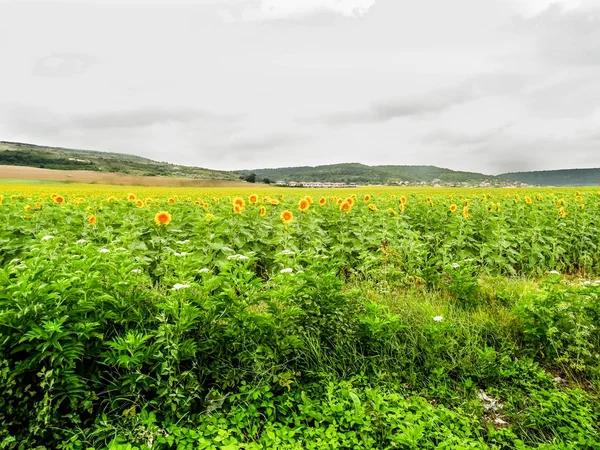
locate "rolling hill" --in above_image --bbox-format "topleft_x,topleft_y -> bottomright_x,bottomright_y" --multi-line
0,141 -> 239,181
237,163 -> 510,186
500,169 -> 600,187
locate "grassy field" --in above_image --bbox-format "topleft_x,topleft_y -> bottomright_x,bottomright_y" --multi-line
0,165 -> 251,187
1,184 -> 599,449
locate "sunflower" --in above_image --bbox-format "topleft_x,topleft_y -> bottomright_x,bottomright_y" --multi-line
388,208 -> 397,216
233,197 -> 245,209
337,198 -> 343,205
364,194 -> 371,203
127,193 -> 136,201
154,211 -> 172,226
575,195 -> 583,202
340,201 -> 352,213
233,204 -> 243,214
449,204 -> 457,212
260,206 -> 267,216
345,197 -> 355,207
556,199 -> 565,207
168,198 -> 175,204
298,198 -> 310,212
305,196 -> 314,204
399,203 -> 406,212
270,199 -> 280,205
462,206 -> 469,219
368,204 -> 377,211
136,200 -> 144,208
318,197 -> 327,206
280,194 -> 285,200
281,210 -> 293,224
205,213 -> 215,222
24,204 -> 31,211
525,197 -> 533,204
536,194 -> 543,201
194,200 -> 201,205
88,215 -> 97,225
248,194 -> 259,204
54,195 -> 65,204
559,206 -> 566,218
400,196 -> 407,205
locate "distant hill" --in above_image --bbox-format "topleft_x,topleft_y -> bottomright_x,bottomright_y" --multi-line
0,141 -> 238,181
237,163 -> 509,186
500,169 -> 600,187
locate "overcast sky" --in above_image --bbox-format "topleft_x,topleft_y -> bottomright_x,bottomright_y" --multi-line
1,0 -> 599,174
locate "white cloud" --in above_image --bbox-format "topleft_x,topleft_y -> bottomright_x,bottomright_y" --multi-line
220,0 -> 376,22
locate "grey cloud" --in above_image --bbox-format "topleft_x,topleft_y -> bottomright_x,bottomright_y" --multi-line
514,3 -> 600,66
310,74 -> 525,126
72,108 -> 241,129
422,124 -> 512,147
216,132 -> 310,152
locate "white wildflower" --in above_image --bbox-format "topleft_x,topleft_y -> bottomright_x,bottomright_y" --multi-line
280,268 -> 293,274
76,239 -> 87,245
98,248 -> 110,253
478,390 -> 503,412
549,270 -> 560,275
115,247 -> 127,252
172,283 -> 190,290
281,250 -> 295,255
451,263 -> 460,269
227,254 -> 249,261
463,258 -> 474,263
41,235 -> 54,241
494,417 -> 507,425
433,316 -> 443,322
131,269 -> 142,274
176,239 -> 190,244
199,268 -> 210,274
174,251 -> 189,257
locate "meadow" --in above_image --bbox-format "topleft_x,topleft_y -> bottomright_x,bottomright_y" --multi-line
1,184 -> 599,449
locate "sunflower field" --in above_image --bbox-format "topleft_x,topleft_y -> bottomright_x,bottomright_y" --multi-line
1,184 -> 600,449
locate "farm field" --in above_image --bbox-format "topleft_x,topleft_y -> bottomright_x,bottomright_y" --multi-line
1,183 -> 600,449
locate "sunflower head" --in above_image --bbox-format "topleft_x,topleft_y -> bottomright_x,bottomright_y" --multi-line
233,197 -> 245,209
368,204 -> 377,211
54,195 -> 65,204
88,215 -> 97,225
281,210 -> 293,224
154,211 -> 172,226
128,193 -> 136,201
449,204 -> 457,212
364,194 -> 371,203
233,204 -> 243,214
248,194 -> 259,204
298,198 -> 310,212
340,201 -> 352,213
260,206 -> 267,216
136,200 -> 144,208
318,197 -> 327,206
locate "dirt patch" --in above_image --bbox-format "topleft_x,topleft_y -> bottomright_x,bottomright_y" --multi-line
0,165 -> 249,187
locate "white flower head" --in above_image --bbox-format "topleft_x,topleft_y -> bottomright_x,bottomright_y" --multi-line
451,263 -> 460,269
433,316 -> 443,322
281,250 -> 295,255
198,268 -> 210,274
172,283 -> 190,291
76,239 -> 87,245
41,235 -> 54,241
549,270 -> 560,275
115,247 -> 127,252
227,254 -> 249,261
463,258 -> 474,263
280,268 -> 293,274
131,269 -> 142,274
177,239 -> 190,245
98,248 -> 110,253
174,251 -> 189,257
